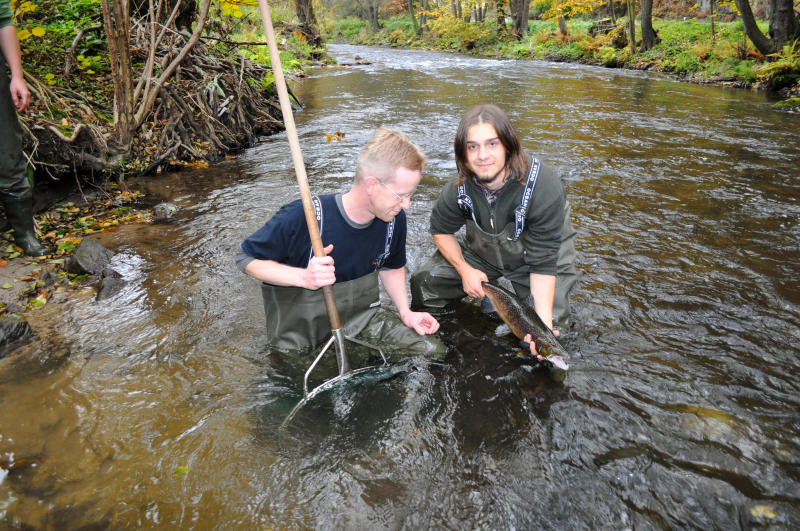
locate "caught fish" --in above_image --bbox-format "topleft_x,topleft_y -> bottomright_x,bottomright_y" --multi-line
481,281 -> 570,371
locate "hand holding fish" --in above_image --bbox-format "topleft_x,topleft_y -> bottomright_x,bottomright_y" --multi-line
482,281 -> 570,371
458,264 -> 489,299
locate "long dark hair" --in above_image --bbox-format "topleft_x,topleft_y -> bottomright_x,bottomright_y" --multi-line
454,104 -> 529,185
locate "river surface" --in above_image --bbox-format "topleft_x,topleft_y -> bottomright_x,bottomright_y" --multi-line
2,44 -> 799,528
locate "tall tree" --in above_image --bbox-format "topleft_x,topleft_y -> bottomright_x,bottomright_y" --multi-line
627,0 -> 635,54
510,0 -> 531,38
295,0 -> 322,47
734,0 -> 800,54
640,0 -> 658,50
101,0 -> 134,151
407,0 -> 421,35
496,0 -> 508,37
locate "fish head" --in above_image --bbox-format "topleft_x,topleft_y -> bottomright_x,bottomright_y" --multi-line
537,343 -> 569,371
546,355 -> 569,371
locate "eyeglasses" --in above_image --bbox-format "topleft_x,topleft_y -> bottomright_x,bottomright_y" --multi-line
378,180 -> 413,202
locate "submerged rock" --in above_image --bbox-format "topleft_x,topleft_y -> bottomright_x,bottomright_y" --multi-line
96,266 -> 125,301
153,202 -> 179,221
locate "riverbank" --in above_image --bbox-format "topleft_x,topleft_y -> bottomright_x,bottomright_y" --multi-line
325,16 -> 800,110
0,186 -> 152,316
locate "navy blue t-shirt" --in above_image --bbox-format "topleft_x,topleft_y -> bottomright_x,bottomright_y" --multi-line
240,194 -> 406,282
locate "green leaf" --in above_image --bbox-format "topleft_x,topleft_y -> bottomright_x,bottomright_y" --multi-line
1,283 -> 12,289
173,465 -> 190,477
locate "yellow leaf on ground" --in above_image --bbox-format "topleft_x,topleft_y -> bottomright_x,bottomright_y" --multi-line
31,26 -> 45,37
750,505 -> 777,518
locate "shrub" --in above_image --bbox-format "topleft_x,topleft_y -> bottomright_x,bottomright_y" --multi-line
758,41 -> 800,89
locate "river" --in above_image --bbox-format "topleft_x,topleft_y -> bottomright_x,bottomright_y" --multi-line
1,44 -> 799,528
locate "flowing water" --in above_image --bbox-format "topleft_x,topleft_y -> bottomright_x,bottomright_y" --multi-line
1,44 -> 799,528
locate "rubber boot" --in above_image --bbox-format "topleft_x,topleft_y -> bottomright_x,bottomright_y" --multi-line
2,194 -> 47,256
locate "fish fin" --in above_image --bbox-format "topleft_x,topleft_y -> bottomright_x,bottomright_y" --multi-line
495,323 -> 511,337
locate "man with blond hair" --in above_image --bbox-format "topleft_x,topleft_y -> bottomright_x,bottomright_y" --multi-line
238,127 -> 445,357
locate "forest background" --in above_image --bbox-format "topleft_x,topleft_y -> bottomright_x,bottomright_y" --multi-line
11,0 -> 800,185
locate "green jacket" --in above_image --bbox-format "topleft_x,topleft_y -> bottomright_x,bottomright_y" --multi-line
429,156 -> 566,275
0,0 -> 13,29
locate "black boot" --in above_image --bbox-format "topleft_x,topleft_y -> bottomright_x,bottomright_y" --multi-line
2,195 -> 47,256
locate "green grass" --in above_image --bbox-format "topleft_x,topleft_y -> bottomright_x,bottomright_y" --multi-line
324,15 -> 795,88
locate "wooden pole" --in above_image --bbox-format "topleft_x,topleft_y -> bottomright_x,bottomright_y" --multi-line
255,0 -> 343,334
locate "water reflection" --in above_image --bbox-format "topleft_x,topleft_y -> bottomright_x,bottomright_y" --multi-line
1,44 -> 799,527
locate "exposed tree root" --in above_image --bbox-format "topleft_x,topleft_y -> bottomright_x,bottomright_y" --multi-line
20,32 -> 290,182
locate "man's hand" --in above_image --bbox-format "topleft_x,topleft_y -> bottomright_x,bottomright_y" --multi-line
399,309 -> 440,335
459,264 -> 488,299
523,330 -> 560,361
9,76 -> 29,112
302,244 -> 335,290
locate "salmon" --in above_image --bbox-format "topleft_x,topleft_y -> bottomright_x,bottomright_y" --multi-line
481,281 -> 569,371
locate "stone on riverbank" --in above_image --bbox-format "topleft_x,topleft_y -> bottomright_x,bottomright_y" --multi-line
66,238 -> 114,276
0,316 -> 33,358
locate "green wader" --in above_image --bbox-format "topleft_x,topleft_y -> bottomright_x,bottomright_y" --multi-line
261,270 -> 446,360
411,203 -> 578,328
0,56 -> 46,256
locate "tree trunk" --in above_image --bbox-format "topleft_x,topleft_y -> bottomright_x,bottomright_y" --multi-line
768,0 -> 800,48
627,0 -> 636,54
497,0 -> 507,37
295,0 -> 322,48
734,0 -> 777,54
407,0 -> 420,35
101,0 -> 134,151
558,17 -> 568,36
609,0 -> 617,23
420,0 -> 428,32
368,2 -> 380,30
640,0 -> 658,50
512,0 -> 531,38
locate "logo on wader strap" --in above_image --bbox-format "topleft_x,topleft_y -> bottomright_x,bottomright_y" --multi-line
456,158 -> 541,242
371,217 -> 395,269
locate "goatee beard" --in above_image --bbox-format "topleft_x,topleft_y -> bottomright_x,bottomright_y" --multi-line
475,168 -> 506,185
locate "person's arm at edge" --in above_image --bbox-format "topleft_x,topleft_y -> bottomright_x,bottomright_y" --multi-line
0,24 -> 30,112
379,266 -> 440,335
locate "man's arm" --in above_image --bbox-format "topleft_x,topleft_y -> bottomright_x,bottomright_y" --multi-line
530,272 -> 556,330
243,244 -> 335,290
0,25 -> 30,112
379,267 -> 439,335
432,233 -> 487,298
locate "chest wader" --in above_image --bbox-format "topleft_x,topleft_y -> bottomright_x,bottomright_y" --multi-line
261,195 -> 394,352
412,160 -> 577,326
0,56 -> 46,256
261,270 -> 381,352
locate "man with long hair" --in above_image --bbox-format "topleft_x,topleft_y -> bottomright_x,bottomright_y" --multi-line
411,104 -> 577,331
238,127 -> 444,358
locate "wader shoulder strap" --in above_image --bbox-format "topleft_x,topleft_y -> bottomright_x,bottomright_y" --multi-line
509,158 -> 541,241
372,218 -> 395,269
456,183 -> 480,226
307,195 -> 324,264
